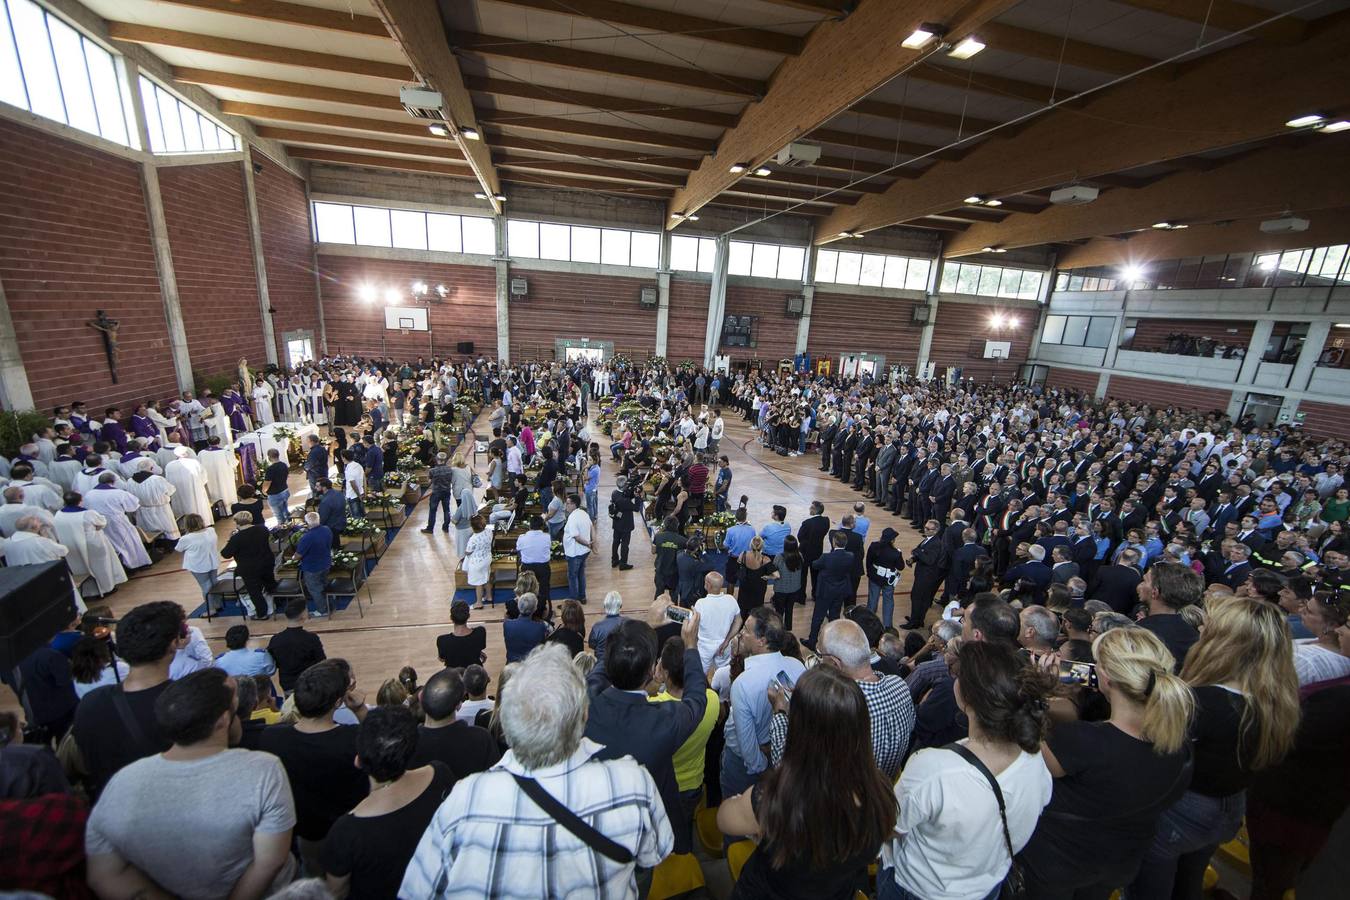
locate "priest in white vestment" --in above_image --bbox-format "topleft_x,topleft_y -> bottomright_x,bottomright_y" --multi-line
54,497 -> 127,596
3,517 -> 87,613
198,438 -> 239,508
47,452 -> 82,492
124,458 -> 180,540
73,455 -> 125,495
6,466 -> 63,512
166,447 -> 213,521
0,486 -> 55,537
82,473 -> 152,570
201,394 -> 232,444
252,381 -> 275,426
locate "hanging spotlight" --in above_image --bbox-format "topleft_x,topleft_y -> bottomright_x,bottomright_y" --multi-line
753,166 -> 772,177
981,246 -> 1006,253
1008,317 -> 1020,328
964,195 -> 984,205
1317,120 -> 1350,133
902,24 -> 945,50
460,126 -> 481,140
493,194 -> 507,202
1285,113 -> 1326,128
358,284 -> 377,303
729,163 -> 748,174
983,199 -> 1002,207
948,36 -> 985,59
1120,265 -> 1145,283
686,214 -> 700,222
474,192 -> 488,200
428,124 -> 449,137
990,313 -> 1005,328
384,288 -> 401,304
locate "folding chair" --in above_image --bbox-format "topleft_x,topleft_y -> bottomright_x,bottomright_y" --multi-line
326,563 -> 371,617
204,572 -> 246,622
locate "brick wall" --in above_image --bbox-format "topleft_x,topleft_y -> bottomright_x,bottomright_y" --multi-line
1045,366 -> 1100,396
252,150 -> 321,361
807,290 -> 922,365
508,268 -> 658,362
1125,317 -> 1254,353
929,302 -> 1031,381
1296,400 -> 1350,441
667,277 -> 710,363
1104,374 -> 1234,412
158,162 -> 265,378
0,118 -> 178,411
723,282 -> 798,365
317,254 -> 498,359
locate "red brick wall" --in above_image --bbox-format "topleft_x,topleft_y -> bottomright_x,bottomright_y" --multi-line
929,302 -> 1032,381
1125,317 -> 1254,353
1045,366 -> 1100,395
723,282 -> 798,365
807,290 -> 922,365
1296,401 -> 1350,441
252,150 -> 320,360
667,277 -> 710,363
158,162 -> 265,378
508,268 -> 658,361
1104,375 -> 1233,412
0,118 -> 178,411
317,254 -> 498,359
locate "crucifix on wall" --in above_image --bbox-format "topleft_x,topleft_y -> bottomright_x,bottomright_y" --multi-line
87,309 -> 120,383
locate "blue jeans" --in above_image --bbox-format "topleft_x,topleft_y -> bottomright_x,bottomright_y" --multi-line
719,743 -> 759,803
566,552 -> 588,600
346,497 -> 364,518
585,489 -> 598,522
427,490 -> 451,530
868,580 -> 896,629
1127,790 -> 1244,900
539,486 -> 553,515
267,489 -> 290,525
302,568 -> 330,614
879,868 -> 1000,900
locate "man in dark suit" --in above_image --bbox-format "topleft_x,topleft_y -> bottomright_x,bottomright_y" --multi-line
1210,491 -> 1239,537
910,458 -> 936,528
873,434 -> 898,504
906,519 -> 947,630
852,427 -> 874,491
1003,544 -> 1052,603
1049,546 -> 1080,585
797,500 -> 831,598
1220,544 -> 1254,589
818,416 -> 837,472
609,475 -> 638,569
947,528 -> 989,600
839,517 -> 866,600
808,530 -> 856,646
1088,548 -> 1145,614
1236,516 -> 1268,554
929,463 -> 956,526
584,614 -> 706,855
888,446 -> 916,514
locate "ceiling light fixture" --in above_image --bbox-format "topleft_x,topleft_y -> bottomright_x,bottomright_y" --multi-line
902,23 -> 945,49
686,214 -> 699,222
1152,221 -> 1174,229
460,126 -> 480,140
983,198 -> 1003,207
384,288 -> 401,304
964,195 -> 984,204
729,163 -> 747,174
435,284 -> 448,298
493,193 -> 506,202
1317,120 -> 1350,133
670,212 -> 685,220
1335,323 -> 1350,329
1120,265 -> 1145,283
411,281 -> 427,296
1285,113 -> 1326,128
428,124 -> 448,136
753,166 -> 772,177
474,192 -> 488,200
981,246 -> 1006,253
990,313 -> 1005,327
1008,317 -> 1020,328
358,284 -> 377,303
947,36 -> 985,59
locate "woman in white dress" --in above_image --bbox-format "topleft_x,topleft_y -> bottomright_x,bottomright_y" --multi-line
463,514 -> 493,609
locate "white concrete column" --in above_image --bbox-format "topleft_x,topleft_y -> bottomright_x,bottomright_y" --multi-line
1236,319 -> 1276,385
916,295 -> 940,375
1095,372 -> 1110,401
1291,320 -> 1332,392
493,216 -> 511,362
702,235 -> 730,368
240,146 -> 279,366
140,162 -> 195,394
1102,313 -> 1126,368
794,285 -> 815,355
1026,304 -> 1049,360
655,271 -> 671,357
0,277 -> 34,410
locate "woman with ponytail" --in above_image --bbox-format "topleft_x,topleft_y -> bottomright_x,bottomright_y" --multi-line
1129,595 -> 1299,899
1019,627 -> 1195,899
879,641 -> 1057,900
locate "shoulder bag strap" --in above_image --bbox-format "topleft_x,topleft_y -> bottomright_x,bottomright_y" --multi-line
946,743 -> 1015,859
511,774 -> 636,864
109,688 -> 157,758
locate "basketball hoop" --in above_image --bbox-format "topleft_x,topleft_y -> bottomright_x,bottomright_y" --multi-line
400,327 -> 410,337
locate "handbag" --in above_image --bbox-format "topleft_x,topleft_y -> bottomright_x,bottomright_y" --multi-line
511,774 -> 635,864
946,743 -> 1026,900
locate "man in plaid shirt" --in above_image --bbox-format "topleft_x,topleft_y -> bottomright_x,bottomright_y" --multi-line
400,644 -> 672,898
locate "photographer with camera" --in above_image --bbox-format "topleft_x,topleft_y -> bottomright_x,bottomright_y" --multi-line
608,475 -> 637,570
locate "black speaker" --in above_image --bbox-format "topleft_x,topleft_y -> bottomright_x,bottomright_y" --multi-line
457,341 -> 475,354
0,561 -> 79,671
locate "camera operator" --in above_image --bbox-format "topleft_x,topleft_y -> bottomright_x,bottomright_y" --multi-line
609,475 -> 638,570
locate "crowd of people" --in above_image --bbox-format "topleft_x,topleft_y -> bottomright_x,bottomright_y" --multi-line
2,352 -> 1349,900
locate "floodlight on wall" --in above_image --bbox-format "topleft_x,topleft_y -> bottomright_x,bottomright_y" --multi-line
838,231 -> 864,239
983,199 -> 1002,207
358,284 -> 377,303
384,288 -> 402,304
902,24 -> 946,49
1120,265 -> 1145,283
947,36 -> 985,59
474,192 -> 506,202
411,281 -> 428,297
436,284 -> 448,298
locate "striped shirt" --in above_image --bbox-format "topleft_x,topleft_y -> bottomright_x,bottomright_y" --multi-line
399,739 -> 672,899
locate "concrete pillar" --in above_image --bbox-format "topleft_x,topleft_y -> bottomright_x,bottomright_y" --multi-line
655,271 -> 671,358
702,235 -> 730,369
1290,320 -> 1332,392
0,277 -> 34,410
1026,304 -> 1049,360
794,285 -> 815,355
916,296 -> 940,376
302,180 -> 329,355
1095,372 -> 1110,401
1102,313 -> 1126,368
140,162 -> 195,394
240,146 -> 279,366
493,216 -> 510,362
1236,319 -> 1276,385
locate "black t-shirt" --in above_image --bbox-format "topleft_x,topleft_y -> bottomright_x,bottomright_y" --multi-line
265,461 -> 290,496
321,761 -> 456,899
436,628 -> 487,668
733,781 -> 879,900
230,499 -> 266,525
1190,685 -> 1259,797
258,724 -> 368,841
1139,614 -> 1199,672
545,626 -> 585,658
267,626 -> 327,692
1020,721 -> 1192,884
410,722 -> 502,779
70,681 -> 172,799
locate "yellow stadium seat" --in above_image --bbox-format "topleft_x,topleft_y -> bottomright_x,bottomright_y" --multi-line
1216,822 -> 1251,877
648,852 -> 705,900
727,839 -> 755,883
1204,865 -> 1219,891
1283,891 -> 1295,900
695,805 -> 724,858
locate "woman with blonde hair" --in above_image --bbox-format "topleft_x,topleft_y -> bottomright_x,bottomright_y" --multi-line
1129,595 -> 1299,899
1019,627 -> 1195,899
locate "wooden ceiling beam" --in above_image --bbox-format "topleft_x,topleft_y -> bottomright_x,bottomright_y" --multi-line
977,22 -> 1156,76
494,170 -> 674,198
1114,0 -> 1305,44
483,134 -> 701,170
810,126 -> 962,160
667,0 -> 1019,224
493,156 -> 686,187
817,16 -> 1350,242
706,198 -> 827,217
172,68 -> 403,110
371,0 -> 500,211
448,30 -> 765,97
106,23 -> 412,80
464,76 -> 740,128
219,101 -> 428,137
485,0 -> 804,55
933,207 -> 1008,223
908,62 -> 1060,105
477,113 -> 716,152
905,218 -> 971,232
286,147 -> 474,178
850,96 -> 1001,134
255,125 -> 465,160
151,0 -> 388,37
943,140 -> 1350,256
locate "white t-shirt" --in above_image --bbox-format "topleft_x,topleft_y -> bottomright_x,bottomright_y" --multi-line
883,743 -> 1052,900
344,460 -> 365,499
693,592 -> 741,672
1293,639 -> 1350,686
562,508 -> 592,557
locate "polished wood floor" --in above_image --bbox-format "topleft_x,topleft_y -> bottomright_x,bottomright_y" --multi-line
3,410 -> 925,713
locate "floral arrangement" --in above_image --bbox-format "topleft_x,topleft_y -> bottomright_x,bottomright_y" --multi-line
332,550 -> 362,570
362,493 -> 398,509
646,355 -> 668,369
611,353 -> 633,370
551,540 -> 565,560
701,510 -> 737,529
343,517 -> 381,536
